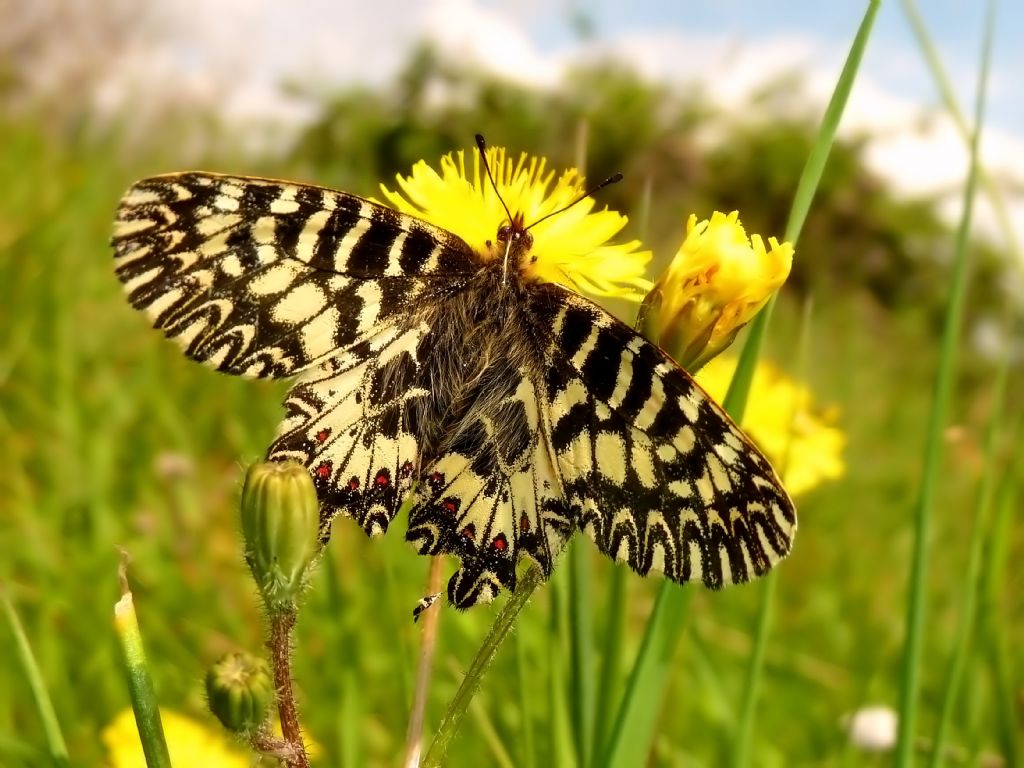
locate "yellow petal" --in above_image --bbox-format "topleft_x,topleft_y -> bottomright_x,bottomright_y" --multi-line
381,146 -> 652,301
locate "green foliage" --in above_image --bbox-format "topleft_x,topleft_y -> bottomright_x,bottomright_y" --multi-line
0,49 -> 1020,767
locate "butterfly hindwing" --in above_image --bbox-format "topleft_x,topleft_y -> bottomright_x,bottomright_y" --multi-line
405,370 -> 573,608
543,291 -> 796,589
112,173 -> 476,379
267,323 -> 431,537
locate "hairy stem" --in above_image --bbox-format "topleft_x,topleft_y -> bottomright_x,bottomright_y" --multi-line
269,609 -> 310,768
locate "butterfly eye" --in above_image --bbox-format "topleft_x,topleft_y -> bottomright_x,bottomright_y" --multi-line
497,224 -> 512,242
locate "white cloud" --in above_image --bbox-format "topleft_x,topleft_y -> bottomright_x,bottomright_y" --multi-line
422,0 -> 562,86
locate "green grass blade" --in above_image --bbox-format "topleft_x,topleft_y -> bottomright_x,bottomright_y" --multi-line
1,590 -> 70,767
514,621 -> 537,768
725,0 -> 881,414
784,1 -> 882,248
113,584 -> 172,768
895,3 -> 994,765
600,588 -> 694,768
979,429 -> 1021,765
423,567 -> 543,768
900,0 -> 1022,261
928,326 -> 1010,764
592,564 -> 627,758
732,297 -> 815,767
549,622 -> 577,768
568,540 -> 595,768
468,694 -> 517,768
729,570 -> 777,768
548,574 -> 577,767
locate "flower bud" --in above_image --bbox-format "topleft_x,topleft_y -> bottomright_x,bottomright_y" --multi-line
240,460 -> 321,611
641,211 -> 792,371
205,652 -> 274,733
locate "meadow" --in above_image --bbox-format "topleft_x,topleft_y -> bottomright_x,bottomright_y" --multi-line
0,5 -> 1020,766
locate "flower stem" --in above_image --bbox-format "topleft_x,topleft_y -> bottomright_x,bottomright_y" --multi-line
268,609 -> 310,768
422,566 -> 543,768
403,556 -> 445,768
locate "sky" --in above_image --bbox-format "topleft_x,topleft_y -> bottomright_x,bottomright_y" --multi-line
87,0 -> 1023,251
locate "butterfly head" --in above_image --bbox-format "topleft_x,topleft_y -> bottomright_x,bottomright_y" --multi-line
495,211 -> 536,269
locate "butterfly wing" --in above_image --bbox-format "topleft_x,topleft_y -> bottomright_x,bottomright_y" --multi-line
542,290 -> 796,588
114,172 -> 480,538
405,368 -> 574,608
267,323 -> 430,538
112,173 -> 477,378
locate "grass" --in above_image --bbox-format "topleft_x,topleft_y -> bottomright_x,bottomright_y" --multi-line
0,6 -> 1021,765
896,3 -> 994,764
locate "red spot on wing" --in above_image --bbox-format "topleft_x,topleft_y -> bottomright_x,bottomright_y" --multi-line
442,499 -> 458,515
519,513 -> 531,532
491,533 -> 508,552
461,523 -> 476,541
347,476 -> 360,491
315,428 -> 331,443
315,462 -> 332,479
374,470 -> 391,487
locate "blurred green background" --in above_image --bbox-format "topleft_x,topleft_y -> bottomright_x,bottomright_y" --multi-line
1,2 -> 1021,766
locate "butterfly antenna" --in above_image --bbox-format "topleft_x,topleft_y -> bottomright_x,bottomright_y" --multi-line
476,134 -> 520,284
475,134 -> 514,226
526,172 -> 623,231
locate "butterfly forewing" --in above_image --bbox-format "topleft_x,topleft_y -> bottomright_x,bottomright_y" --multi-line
542,291 -> 796,589
112,173 -> 476,379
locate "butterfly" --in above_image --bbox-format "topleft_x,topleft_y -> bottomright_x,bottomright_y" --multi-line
111,151 -> 796,610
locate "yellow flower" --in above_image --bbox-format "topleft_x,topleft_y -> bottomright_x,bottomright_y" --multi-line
379,146 -> 653,301
697,355 -> 845,497
103,708 -> 248,768
643,211 -> 792,370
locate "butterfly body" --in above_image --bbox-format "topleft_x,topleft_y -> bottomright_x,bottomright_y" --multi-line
113,170 -> 795,609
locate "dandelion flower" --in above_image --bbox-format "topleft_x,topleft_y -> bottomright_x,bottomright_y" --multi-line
102,708 -> 248,768
380,146 -> 653,301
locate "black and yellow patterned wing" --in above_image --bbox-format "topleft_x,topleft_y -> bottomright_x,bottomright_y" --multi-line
541,290 -> 796,588
112,172 -> 478,543
112,172 -> 477,379
405,366 -> 575,608
266,323 -> 430,539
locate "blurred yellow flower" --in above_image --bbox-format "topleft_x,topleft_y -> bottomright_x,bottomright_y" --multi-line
643,211 -> 792,370
697,355 -> 845,497
380,146 -> 653,301
103,708 -> 248,768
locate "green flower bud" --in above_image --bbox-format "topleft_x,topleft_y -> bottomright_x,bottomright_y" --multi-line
240,460 -> 321,611
205,652 -> 274,733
